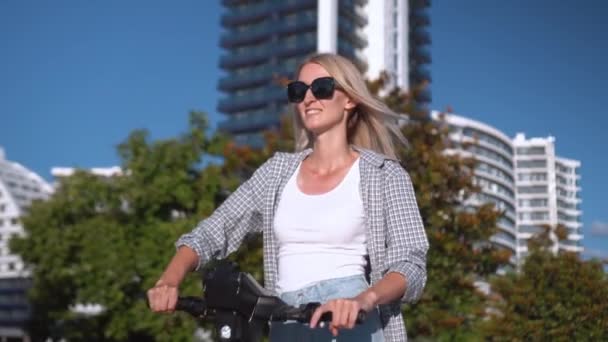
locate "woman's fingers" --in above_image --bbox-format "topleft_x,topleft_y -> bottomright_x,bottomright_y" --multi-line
310,298 -> 364,335
147,283 -> 178,312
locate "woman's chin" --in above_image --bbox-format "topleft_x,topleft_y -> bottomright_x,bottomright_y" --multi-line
304,123 -> 341,137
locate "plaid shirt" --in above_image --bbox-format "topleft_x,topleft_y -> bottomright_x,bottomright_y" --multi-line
177,146 -> 428,341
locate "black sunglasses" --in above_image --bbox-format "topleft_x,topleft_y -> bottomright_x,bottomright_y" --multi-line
287,77 -> 337,103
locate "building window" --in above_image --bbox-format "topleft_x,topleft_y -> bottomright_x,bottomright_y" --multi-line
8,263 -> 15,271
518,172 -> 547,181
10,218 -> 18,226
517,185 -> 547,194
519,198 -> 548,207
519,225 -> 542,234
0,204 -> 4,212
519,212 -> 549,221
516,147 -> 546,155
517,159 -> 547,168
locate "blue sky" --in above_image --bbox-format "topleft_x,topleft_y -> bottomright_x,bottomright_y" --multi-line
1,1 -> 606,261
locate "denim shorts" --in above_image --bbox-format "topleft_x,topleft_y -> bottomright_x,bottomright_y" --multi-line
269,274 -> 385,342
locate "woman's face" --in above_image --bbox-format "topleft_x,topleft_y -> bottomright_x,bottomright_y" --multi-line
296,63 -> 355,136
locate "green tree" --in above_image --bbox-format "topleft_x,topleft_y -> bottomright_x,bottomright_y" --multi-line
10,111 -> 232,341
368,76 -> 511,340
481,225 -> 608,341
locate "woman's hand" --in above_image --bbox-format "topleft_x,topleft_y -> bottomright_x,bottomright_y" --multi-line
147,279 -> 179,313
309,291 -> 377,336
147,246 -> 199,313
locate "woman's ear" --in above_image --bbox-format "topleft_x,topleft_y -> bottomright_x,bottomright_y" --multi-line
345,96 -> 357,111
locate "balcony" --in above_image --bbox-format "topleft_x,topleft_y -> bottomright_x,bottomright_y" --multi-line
220,25 -> 273,48
275,38 -> 316,58
490,235 -> 517,253
410,11 -> 430,27
221,2 -> 273,27
410,48 -> 432,66
338,20 -> 367,49
218,112 -> 281,134
339,2 -> 368,27
222,0 -> 249,6
279,0 -> 316,14
218,64 -> 294,92
217,88 -> 285,114
338,41 -> 368,72
414,89 -> 432,103
218,71 -> 271,92
410,28 -> 431,46
219,50 -> 269,69
411,0 -> 431,10
276,14 -> 317,36
410,67 -> 432,84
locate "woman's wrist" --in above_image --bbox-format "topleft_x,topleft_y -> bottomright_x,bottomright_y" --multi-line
355,289 -> 379,312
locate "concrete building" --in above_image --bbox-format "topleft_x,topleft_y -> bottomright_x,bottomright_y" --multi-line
513,133 -> 583,258
0,147 -> 53,341
434,112 -> 518,264
433,112 -> 583,266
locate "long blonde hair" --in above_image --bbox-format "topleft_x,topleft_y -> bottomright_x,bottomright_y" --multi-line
291,53 -> 407,159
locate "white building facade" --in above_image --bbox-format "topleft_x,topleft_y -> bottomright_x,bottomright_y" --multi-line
363,0 -> 431,100
433,112 -> 583,266
513,134 -> 583,257
433,112 -> 518,263
0,147 -> 53,340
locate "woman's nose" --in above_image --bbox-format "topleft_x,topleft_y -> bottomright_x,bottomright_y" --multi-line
303,88 -> 316,103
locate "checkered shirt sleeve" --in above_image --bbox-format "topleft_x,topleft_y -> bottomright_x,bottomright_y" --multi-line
384,162 -> 429,303
175,156 -> 275,270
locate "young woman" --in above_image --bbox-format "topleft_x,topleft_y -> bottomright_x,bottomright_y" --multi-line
147,53 -> 428,341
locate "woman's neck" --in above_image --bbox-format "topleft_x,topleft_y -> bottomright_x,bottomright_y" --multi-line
307,133 -> 358,173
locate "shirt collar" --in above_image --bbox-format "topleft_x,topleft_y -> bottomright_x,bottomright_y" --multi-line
295,145 -> 396,169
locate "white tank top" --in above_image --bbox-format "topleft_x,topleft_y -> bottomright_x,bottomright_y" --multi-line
273,158 -> 367,293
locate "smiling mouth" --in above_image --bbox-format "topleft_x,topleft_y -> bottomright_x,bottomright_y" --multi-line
305,109 -> 322,115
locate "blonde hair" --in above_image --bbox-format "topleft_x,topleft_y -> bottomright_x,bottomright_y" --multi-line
291,53 -> 407,159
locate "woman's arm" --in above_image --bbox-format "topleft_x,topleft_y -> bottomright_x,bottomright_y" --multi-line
147,246 -> 198,312
383,164 -> 428,303
175,154 -> 277,270
148,154 -> 279,312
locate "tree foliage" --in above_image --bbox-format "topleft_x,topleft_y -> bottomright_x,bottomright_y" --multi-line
481,225 -> 608,341
10,111 -> 233,341
367,75 -> 511,340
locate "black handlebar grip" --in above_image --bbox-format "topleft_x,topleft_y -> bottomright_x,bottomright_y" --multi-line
175,296 -> 207,317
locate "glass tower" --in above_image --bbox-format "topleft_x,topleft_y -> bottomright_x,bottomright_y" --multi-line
218,0 -> 369,147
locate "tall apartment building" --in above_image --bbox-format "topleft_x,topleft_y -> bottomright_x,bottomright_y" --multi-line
433,112 -> 583,266
0,147 -> 53,341
434,112 -> 518,264
513,133 -> 583,258
364,0 -> 431,99
218,0 -> 431,146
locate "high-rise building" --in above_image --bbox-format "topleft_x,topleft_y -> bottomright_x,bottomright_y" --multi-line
435,112 -> 518,264
217,0 -> 431,146
434,112 -> 583,266
364,0 -> 431,99
513,133 -> 583,258
0,147 -> 53,340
